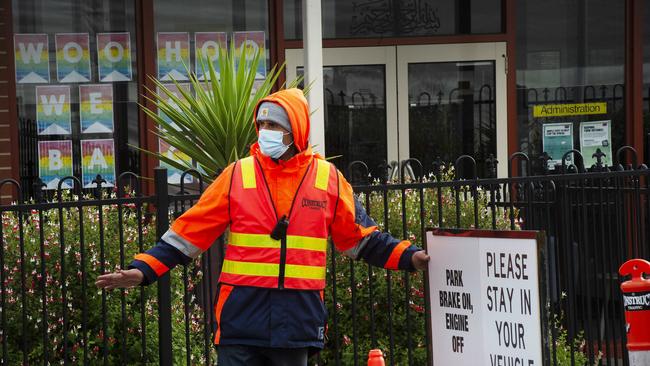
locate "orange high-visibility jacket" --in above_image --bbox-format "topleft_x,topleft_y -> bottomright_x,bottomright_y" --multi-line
222,155 -> 338,290
130,88 -> 419,349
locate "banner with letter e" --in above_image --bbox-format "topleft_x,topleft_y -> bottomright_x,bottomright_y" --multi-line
425,229 -> 547,366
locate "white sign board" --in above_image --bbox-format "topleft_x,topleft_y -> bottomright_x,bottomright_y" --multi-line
426,229 -> 545,366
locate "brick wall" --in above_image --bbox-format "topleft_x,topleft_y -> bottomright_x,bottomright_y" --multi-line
0,0 -> 20,204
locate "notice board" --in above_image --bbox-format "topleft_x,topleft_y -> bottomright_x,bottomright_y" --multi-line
425,229 -> 547,366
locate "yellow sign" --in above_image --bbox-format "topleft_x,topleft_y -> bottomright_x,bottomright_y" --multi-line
533,102 -> 607,118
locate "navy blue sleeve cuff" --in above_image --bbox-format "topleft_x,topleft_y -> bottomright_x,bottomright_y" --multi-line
356,231 -> 400,268
127,240 -> 193,285
128,260 -> 157,286
398,245 -> 420,272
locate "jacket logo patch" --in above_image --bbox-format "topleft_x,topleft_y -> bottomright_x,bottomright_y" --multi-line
302,198 -> 327,210
318,326 -> 325,340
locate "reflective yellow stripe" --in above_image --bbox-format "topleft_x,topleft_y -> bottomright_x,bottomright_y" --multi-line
286,235 -> 327,252
241,157 -> 256,189
314,159 -> 330,191
229,233 -> 326,252
229,232 -> 280,248
221,259 -> 279,277
285,264 -> 326,280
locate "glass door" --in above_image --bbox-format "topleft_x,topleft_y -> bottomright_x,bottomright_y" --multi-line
397,43 -> 508,178
286,47 -> 397,179
285,42 -> 507,179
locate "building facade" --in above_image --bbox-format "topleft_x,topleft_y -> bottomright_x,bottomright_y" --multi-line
1,0 -> 648,199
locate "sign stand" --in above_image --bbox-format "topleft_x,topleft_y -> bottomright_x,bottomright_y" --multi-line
424,229 -> 548,366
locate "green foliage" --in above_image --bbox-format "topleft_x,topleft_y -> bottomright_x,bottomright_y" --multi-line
319,167 -> 517,364
1,192 -> 213,364
138,42 -> 301,183
3,168 -> 591,365
548,301 -> 601,366
550,318 -> 589,366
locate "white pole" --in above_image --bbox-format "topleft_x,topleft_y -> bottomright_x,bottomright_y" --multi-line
302,0 -> 325,155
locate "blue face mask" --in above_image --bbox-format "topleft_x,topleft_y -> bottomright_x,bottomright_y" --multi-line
258,129 -> 293,159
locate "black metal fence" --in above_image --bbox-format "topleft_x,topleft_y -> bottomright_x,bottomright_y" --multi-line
0,148 -> 648,365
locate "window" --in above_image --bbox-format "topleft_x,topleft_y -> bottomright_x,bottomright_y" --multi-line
13,0 -> 139,198
153,0 -> 269,184
408,61 -> 496,177
516,0 -> 625,172
298,65 -> 388,179
284,0 -> 502,40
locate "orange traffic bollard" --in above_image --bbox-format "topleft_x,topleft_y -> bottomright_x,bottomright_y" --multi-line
619,259 -> 650,366
368,349 -> 385,366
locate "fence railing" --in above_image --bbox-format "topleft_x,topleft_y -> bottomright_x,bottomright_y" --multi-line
0,148 -> 648,365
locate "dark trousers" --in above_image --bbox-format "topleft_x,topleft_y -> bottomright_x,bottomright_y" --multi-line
217,345 -> 309,366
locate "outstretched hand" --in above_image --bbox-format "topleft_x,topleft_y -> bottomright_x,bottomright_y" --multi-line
96,269 -> 144,290
411,250 -> 430,271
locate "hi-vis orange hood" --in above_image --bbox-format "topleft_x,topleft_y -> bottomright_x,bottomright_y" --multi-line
251,88 -> 310,153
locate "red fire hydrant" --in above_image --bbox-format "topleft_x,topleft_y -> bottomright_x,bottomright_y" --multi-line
367,349 -> 385,366
619,259 -> 650,366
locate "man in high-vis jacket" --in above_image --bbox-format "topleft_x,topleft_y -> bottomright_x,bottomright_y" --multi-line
97,88 -> 430,365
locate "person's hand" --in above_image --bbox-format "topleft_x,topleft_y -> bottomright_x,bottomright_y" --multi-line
411,250 -> 430,270
96,269 -> 144,290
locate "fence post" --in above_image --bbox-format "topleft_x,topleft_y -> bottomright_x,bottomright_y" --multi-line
154,168 -> 173,366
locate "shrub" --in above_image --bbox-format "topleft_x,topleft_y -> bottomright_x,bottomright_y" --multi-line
319,167 -> 516,364
0,191 -> 212,364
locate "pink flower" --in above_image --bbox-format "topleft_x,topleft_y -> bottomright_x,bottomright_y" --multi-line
409,303 -> 425,313
410,287 -> 425,298
343,335 -> 351,346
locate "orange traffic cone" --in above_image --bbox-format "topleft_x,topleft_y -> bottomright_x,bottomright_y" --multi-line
368,349 -> 385,366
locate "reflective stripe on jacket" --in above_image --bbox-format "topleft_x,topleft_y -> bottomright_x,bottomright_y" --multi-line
221,156 -> 338,290
128,88 -> 421,349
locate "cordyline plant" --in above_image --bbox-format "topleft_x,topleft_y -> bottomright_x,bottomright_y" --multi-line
138,42 -> 301,182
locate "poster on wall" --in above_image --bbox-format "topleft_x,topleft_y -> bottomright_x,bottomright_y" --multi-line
542,123 -> 573,169
251,79 -> 265,98
233,31 -> 266,79
159,140 -> 193,184
580,120 -> 612,167
80,84 -> 114,133
14,34 -> 50,83
97,32 -> 133,82
36,85 -> 71,135
81,139 -> 116,188
195,32 -> 227,80
157,83 -> 191,131
426,229 -> 545,366
38,140 -> 73,190
55,33 -> 91,83
157,32 -> 190,81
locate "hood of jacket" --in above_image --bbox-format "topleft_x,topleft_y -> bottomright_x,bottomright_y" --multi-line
251,88 -> 310,153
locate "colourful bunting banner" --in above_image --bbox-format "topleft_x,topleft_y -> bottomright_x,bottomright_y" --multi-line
14,33 -> 50,83
97,32 -> 133,82
159,140 -> 193,184
38,140 -> 73,190
36,85 -> 72,135
195,32 -> 227,80
80,84 -> 114,134
55,33 -> 91,82
233,31 -> 266,79
157,83 -> 191,130
157,32 -> 190,81
81,139 -> 116,188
